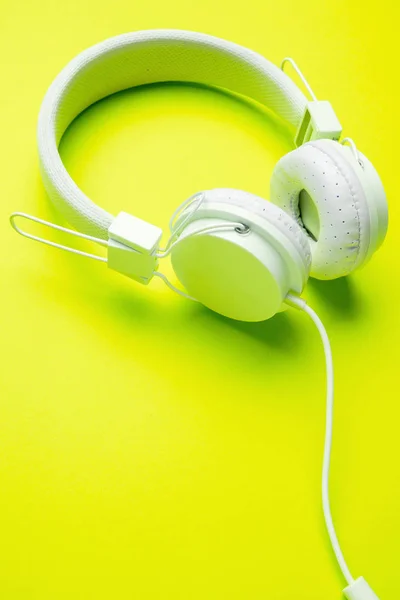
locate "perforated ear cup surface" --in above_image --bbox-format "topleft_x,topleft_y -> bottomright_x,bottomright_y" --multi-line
270,140 -> 372,279
200,188 -> 312,272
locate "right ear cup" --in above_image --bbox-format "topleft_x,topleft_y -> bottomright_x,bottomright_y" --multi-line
270,140 -> 388,280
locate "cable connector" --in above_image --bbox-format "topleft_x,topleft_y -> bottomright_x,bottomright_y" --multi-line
344,577 -> 380,600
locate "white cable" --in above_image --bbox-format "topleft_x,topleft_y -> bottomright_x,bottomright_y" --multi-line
341,137 -> 363,167
167,192 -> 205,234
280,57 -> 318,102
158,191 -> 248,258
156,222 -> 247,259
152,277 -> 357,589
286,294 -> 355,586
155,277 -> 357,589
153,271 -> 198,302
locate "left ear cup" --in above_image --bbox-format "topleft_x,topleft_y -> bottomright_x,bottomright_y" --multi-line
270,139 -> 388,280
169,188 -> 311,322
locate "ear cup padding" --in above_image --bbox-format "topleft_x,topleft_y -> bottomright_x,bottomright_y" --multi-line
201,188 -> 312,271
270,140 -> 371,279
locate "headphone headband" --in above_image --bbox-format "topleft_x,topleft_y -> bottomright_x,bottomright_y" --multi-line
37,29 -> 308,238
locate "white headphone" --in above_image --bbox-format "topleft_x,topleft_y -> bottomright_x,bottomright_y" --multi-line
11,30 -> 388,600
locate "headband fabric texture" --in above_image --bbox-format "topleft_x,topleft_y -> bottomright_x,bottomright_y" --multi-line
37,30 -> 308,239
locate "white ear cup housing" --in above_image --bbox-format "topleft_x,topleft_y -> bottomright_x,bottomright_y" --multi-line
170,189 -> 311,321
270,139 -> 388,279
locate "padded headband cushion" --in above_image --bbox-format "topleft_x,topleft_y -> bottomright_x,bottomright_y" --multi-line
37,30 -> 307,239
270,140 -> 371,279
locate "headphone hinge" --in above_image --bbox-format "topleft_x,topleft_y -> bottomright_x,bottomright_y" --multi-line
107,212 -> 163,284
295,100 -> 342,147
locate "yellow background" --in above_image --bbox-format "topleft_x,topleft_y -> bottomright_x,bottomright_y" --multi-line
0,1 -> 399,598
